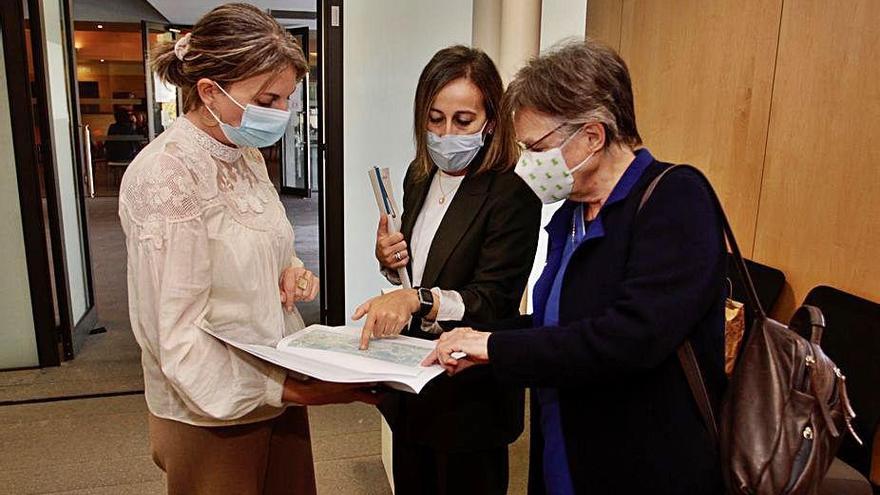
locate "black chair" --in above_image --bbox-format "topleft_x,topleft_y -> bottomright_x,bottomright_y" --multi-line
727,255 -> 786,314
796,286 -> 880,494
727,255 -> 786,339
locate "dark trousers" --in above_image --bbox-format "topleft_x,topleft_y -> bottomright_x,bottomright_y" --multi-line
392,438 -> 509,495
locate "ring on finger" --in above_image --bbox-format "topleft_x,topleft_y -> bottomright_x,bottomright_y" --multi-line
394,251 -> 402,262
297,277 -> 309,290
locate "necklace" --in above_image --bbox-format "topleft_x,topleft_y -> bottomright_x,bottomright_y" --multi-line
437,173 -> 462,205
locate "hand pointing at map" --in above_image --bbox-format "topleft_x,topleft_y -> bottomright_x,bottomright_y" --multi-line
352,289 -> 421,349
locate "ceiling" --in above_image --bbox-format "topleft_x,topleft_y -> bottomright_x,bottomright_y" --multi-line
145,0 -> 316,28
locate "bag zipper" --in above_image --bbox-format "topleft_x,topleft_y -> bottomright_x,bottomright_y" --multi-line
833,367 -> 863,445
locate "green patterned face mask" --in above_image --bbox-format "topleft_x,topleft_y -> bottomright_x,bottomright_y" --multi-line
514,126 -> 595,204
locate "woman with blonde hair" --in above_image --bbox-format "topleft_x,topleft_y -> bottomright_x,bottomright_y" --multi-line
120,4 -> 373,494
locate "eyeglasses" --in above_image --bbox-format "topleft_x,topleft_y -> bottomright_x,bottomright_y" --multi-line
517,122 -> 568,152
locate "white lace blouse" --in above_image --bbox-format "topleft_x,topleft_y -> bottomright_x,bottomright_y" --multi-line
119,117 -> 303,427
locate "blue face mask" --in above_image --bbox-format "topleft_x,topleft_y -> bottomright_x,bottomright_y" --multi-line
426,123 -> 487,173
206,82 -> 291,148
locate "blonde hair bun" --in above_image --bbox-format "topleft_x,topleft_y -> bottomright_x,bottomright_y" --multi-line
151,2 -> 309,112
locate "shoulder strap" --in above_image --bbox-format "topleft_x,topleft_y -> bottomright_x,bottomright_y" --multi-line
677,342 -> 719,447
637,164 -> 762,449
638,165 -> 765,318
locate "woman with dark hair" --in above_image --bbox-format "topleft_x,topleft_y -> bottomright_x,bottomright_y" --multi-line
428,39 -> 727,494
353,45 -> 542,494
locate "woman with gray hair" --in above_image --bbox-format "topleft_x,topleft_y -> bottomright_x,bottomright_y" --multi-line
425,39 -> 727,494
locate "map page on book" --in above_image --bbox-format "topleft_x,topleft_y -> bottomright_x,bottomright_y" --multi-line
201,325 -> 443,394
283,325 -> 430,368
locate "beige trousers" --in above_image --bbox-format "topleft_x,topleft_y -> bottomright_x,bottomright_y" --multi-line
149,407 -> 317,495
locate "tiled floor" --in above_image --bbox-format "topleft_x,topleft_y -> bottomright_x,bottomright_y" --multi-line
0,395 -> 391,494
0,194 -> 531,493
0,394 -> 530,494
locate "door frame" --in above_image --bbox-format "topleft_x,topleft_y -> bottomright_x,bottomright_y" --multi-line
0,0 -> 90,367
272,2 -> 344,325
319,0 -> 345,325
60,0 -> 98,357
142,21 -> 164,141
142,23 -> 191,140
28,0 -> 98,361
0,0 -> 59,367
280,25 -> 311,197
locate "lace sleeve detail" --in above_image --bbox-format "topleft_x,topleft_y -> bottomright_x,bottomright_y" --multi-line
121,152 -> 202,224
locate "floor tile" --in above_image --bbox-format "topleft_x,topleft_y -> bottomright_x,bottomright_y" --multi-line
314,456 -> 392,495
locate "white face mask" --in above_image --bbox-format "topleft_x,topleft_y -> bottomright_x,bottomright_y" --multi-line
514,125 -> 595,204
426,123 -> 487,173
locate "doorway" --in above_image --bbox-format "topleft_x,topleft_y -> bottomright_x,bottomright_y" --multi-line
0,0 -> 343,403
21,0 -> 97,364
69,7 -> 328,380
75,21 -> 149,197
265,20 -> 322,324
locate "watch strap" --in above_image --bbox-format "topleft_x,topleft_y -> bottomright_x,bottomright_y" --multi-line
415,287 -> 434,318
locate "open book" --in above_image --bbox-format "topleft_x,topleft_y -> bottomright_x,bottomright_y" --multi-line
204,325 -> 444,394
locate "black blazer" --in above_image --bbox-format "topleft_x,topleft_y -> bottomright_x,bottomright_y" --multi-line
379,151 -> 542,452
488,156 -> 727,494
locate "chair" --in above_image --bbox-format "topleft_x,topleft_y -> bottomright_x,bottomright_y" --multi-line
727,254 -> 786,333
727,255 -> 787,313
106,161 -> 130,189
796,286 -> 880,494
821,459 -> 873,495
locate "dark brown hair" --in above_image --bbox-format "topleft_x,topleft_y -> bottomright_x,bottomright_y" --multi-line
151,3 -> 309,112
411,45 -> 519,180
504,38 -> 642,149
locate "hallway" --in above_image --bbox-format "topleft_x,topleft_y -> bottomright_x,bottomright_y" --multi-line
0,395 -> 392,494
0,194 -> 320,403
0,194 -> 405,494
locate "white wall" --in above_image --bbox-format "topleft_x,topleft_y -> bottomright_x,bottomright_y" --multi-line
526,0 -> 588,312
342,0 -> 473,320
540,0 -> 588,51
0,30 -> 40,369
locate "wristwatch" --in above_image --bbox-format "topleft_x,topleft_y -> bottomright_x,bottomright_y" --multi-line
414,287 -> 434,318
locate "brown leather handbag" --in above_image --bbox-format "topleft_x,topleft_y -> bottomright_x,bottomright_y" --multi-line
640,165 -> 861,495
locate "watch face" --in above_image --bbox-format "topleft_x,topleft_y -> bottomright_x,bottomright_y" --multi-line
419,288 -> 433,305
417,288 -> 433,316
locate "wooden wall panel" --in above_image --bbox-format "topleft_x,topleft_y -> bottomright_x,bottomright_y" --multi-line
585,0 -> 622,49
753,0 -> 880,317
614,0 -> 783,253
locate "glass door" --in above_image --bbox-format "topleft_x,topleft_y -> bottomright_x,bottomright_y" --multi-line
27,0 -> 97,359
75,21 -> 149,197
279,26 -> 311,197
142,22 -> 182,140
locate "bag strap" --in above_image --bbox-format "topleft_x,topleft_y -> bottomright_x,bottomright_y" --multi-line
639,165 -> 766,318
677,342 -> 720,446
789,304 -> 825,345
637,164 -> 762,449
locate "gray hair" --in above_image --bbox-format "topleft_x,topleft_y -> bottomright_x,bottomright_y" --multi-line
504,38 -> 642,148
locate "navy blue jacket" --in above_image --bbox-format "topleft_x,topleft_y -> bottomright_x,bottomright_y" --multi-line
488,155 -> 727,494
